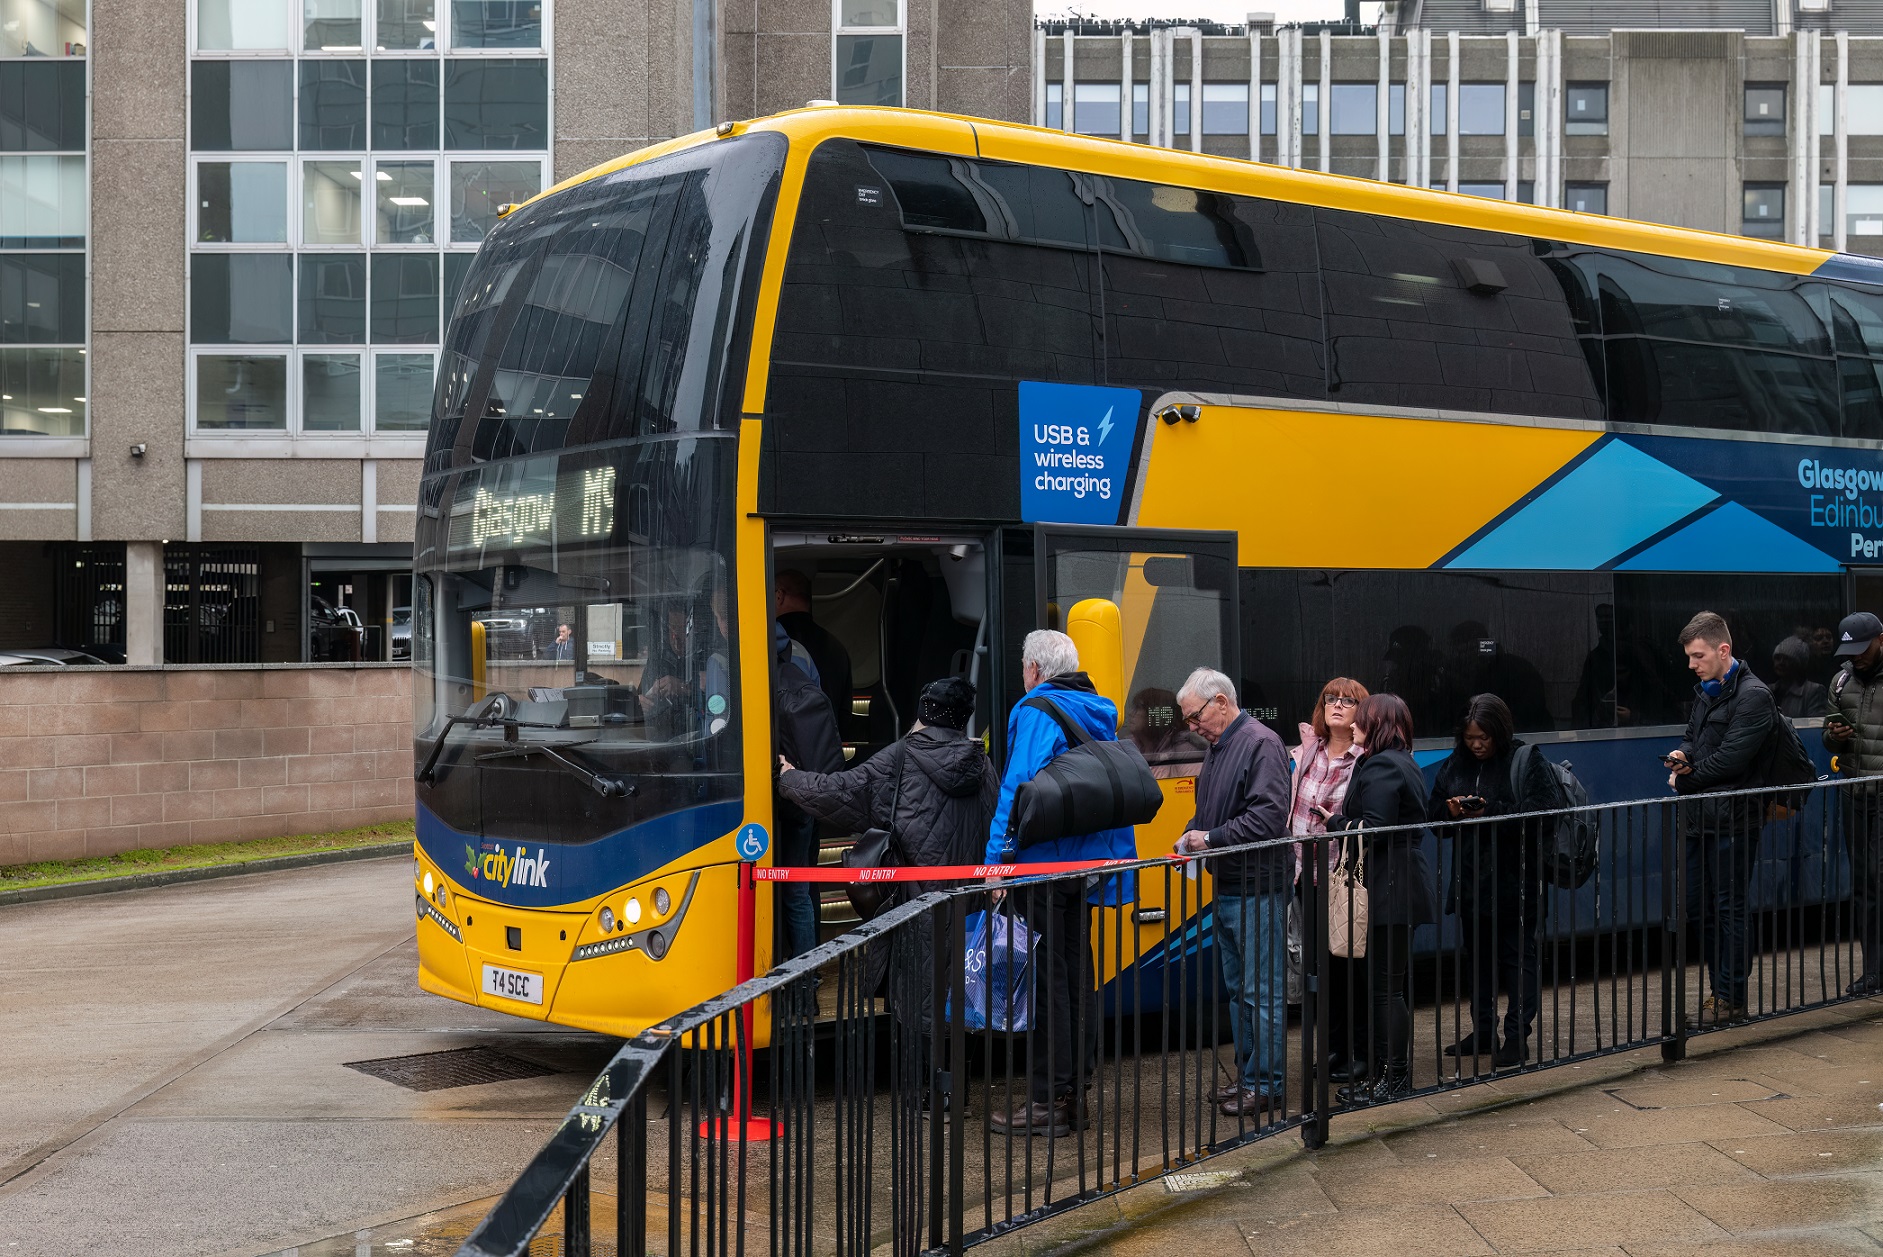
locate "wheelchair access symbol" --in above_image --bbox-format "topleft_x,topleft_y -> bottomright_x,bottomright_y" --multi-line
736,823 -> 770,862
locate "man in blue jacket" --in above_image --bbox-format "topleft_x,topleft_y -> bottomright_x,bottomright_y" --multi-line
986,630 -> 1137,1138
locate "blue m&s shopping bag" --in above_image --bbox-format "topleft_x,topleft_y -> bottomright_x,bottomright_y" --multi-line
956,910 -> 1036,1033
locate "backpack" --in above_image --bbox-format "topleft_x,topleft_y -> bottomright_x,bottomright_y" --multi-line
1007,695 -> 1163,848
1511,744 -> 1597,890
1755,709 -> 1817,820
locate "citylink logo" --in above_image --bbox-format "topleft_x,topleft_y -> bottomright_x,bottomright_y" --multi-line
470,843 -> 552,889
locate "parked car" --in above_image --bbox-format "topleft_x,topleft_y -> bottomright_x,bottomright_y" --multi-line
0,648 -> 111,667
310,596 -> 366,661
391,606 -> 412,660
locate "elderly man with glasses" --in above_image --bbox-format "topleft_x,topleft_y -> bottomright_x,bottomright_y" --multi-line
1173,667 -> 1292,1117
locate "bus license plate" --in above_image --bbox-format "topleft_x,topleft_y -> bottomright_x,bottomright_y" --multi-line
482,964 -> 543,1005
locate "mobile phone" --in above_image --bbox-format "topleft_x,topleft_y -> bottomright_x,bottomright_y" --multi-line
1459,796 -> 1486,810
1661,754 -> 1683,768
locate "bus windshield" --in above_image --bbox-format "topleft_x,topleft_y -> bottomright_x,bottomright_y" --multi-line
412,133 -> 781,841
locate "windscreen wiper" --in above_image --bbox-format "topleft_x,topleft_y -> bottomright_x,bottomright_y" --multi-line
415,700 -> 568,785
475,740 -> 637,799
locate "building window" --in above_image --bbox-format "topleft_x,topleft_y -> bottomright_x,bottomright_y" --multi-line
1825,83 -> 1883,137
1329,82 -> 1376,135
1430,82 -> 1446,135
1388,82 -> 1404,136
1565,82 -> 1607,136
1073,82 -> 1120,137
1458,182 -> 1505,199
1565,182 -> 1608,215
834,0 -> 902,108
0,13 -> 85,438
1259,83 -> 1275,136
1742,183 -> 1785,240
1045,82 -> 1061,130
1132,83 -> 1147,136
187,0 -> 548,440
1202,83 -> 1248,136
1745,83 -> 1785,137
1174,82 -> 1190,137
1838,184 -> 1883,256
1518,80 -> 1534,137
1302,82 -> 1318,136
1459,82 -> 1504,135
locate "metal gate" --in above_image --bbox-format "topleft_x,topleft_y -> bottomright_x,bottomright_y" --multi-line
54,543 -> 127,662
164,545 -> 261,664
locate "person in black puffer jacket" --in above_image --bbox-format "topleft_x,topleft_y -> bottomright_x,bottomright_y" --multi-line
778,676 -> 998,1033
1428,694 -> 1554,1068
1325,692 -> 1438,1105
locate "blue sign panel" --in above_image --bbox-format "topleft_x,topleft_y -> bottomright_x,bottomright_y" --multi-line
736,823 -> 770,862
1018,381 -> 1144,525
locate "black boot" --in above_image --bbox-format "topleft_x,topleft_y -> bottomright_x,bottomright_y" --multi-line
1442,1029 -> 1495,1057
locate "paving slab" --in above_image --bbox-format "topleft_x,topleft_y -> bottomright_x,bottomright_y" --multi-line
1510,1142 -> 1761,1194
1454,1190 -> 1729,1253
1672,1173 -> 1883,1234
1709,1128 -> 1883,1178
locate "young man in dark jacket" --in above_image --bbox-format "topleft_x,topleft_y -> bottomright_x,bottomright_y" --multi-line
772,621 -> 845,959
1172,667 -> 1291,1118
1823,610 -> 1883,996
1667,610 -> 1775,1023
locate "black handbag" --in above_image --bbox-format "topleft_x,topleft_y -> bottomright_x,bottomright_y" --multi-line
1008,695 -> 1163,849
842,750 -> 907,920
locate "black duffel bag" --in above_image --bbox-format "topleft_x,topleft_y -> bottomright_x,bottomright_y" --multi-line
1008,695 -> 1163,849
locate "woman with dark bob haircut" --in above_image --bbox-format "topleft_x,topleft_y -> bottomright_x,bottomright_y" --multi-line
1428,693 -> 1553,1068
1320,692 -> 1438,1103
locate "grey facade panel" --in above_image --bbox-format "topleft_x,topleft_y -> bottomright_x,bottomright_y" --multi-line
1538,1 -> 1773,35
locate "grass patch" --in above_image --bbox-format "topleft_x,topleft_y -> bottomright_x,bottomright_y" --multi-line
0,819 -> 415,892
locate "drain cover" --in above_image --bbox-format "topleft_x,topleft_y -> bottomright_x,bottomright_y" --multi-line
344,1046 -> 560,1092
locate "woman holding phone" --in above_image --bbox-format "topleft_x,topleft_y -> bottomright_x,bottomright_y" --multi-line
1428,694 -> 1551,1068
1325,693 -> 1438,1103
1289,677 -> 1368,1080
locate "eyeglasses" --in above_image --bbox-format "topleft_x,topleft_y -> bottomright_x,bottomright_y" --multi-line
1180,696 -> 1216,727
1322,695 -> 1359,709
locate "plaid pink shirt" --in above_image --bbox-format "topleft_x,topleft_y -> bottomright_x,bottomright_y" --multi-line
1289,731 -> 1361,879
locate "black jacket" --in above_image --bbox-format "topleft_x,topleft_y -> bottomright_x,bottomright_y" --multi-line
1187,713 -> 1291,894
1675,660 -> 1776,831
1330,748 -> 1439,927
1428,738 -> 1552,913
779,610 -> 854,737
774,659 -> 844,829
778,725 -> 997,892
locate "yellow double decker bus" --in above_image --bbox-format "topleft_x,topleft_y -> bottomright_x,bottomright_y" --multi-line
411,105 -> 1883,1038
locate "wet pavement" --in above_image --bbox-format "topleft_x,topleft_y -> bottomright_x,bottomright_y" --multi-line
0,857 -> 617,1257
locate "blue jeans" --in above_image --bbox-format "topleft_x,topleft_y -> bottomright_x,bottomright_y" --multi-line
778,810 -> 819,960
1214,888 -> 1287,1096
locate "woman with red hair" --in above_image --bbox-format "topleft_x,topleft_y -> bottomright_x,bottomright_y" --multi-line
1324,692 -> 1438,1103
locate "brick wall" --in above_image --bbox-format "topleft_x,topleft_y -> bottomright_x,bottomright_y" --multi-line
0,664 -> 413,865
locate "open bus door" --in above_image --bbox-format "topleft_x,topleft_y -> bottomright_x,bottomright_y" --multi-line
1013,525 -> 1241,1009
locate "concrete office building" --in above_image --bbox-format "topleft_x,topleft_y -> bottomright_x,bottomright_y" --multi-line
1035,0 -> 1883,255
0,0 -> 1030,668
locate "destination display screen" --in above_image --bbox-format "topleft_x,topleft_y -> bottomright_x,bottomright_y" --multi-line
447,457 -> 617,554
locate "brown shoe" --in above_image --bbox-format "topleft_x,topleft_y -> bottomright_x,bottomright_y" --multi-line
1698,995 -> 1747,1025
1214,1081 -> 1243,1104
988,1098 -> 1080,1137
1220,1088 -> 1274,1118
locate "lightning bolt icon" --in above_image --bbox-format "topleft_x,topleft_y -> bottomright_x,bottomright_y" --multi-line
1095,406 -> 1114,446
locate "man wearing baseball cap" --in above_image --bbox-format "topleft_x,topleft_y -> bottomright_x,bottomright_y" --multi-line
1824,611 -> 1883,997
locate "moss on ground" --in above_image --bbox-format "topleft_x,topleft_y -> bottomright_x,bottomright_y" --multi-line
0,819 -> 416,892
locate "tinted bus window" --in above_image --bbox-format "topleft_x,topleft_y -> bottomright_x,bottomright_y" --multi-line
1315,209 -> 1602,421
1238,568 -> 1844,740
1099,187 -> 1325,400
1813,282 -> 1883,440
426,132 -> 784,469
1573,250 -> 1837,436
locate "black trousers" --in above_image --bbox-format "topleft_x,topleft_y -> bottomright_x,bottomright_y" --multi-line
1367,923 -> 1414,1074
1020,879 -> 1096,1104
1846,786 -> 1883,981
1461,884 -> 1542,1042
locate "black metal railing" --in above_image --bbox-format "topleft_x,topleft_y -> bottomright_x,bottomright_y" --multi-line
455,774 -> 1882,1257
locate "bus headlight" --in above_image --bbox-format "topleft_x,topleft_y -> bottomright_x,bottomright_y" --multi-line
625,898 -> 643,925
599,906 -> 615,934
423,871 -> 435,895
415,858 -> 423,883
653,887 -> 671,916
435,884 -> 448,909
